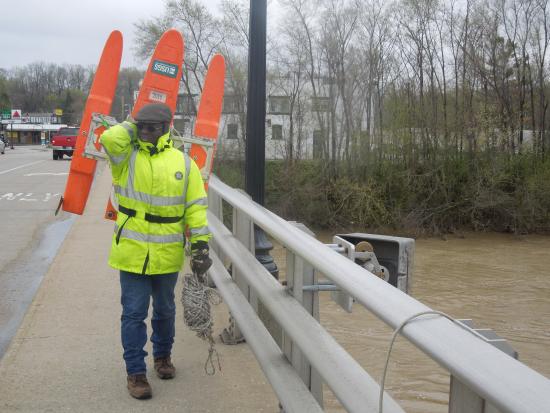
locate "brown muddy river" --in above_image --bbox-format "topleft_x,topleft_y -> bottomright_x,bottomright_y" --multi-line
273,232 -> 550,412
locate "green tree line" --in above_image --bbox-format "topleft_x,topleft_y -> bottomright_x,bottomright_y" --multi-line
0,64 -> 142,125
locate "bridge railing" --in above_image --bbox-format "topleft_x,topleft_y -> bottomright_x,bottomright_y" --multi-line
207,175 -> 550,413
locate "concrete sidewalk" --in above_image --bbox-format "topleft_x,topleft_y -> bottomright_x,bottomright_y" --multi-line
0,166 -> 278,412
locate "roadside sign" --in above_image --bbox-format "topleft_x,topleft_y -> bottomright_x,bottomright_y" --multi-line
11,109 -> 22,119
54,108 -> 63,116
1,109 -> 10,119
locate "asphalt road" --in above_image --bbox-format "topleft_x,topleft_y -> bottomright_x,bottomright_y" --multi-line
0,145 -> 75,356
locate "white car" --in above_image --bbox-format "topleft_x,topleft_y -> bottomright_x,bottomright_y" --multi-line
0,137 -> 5,154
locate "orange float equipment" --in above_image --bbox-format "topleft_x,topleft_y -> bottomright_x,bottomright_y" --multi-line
61,30 -> 123,215
189,54 -> 226,190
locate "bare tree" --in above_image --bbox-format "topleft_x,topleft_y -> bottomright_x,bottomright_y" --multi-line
529,0 -> 549,153
280,0 -> 331,165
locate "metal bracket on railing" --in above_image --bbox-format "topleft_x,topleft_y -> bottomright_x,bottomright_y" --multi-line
82,113 -> 118,160
333,234 -> 414,293
455,319 -> 518,359
219,314 -> 246,345
330,237 -> 389,280
302,284 -> 339,292
449,319 -> 518,412
324,234 -> 414,313
326,238 -> 391,313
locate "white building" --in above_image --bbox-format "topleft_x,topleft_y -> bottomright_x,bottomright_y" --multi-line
0,113 -> 66,144
173,90 -> 335,161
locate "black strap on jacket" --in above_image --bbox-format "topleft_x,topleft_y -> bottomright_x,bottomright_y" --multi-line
141,252 -> 149,275
148,139 -> 172,156
116,215 -> 131,245
118,204 -> 183,224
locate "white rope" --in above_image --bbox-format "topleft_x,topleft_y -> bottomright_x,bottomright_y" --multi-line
181,272 -> 223,375
379,310 -> 456,413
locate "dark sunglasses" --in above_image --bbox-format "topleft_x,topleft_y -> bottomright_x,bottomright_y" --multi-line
137,123 -> 164,133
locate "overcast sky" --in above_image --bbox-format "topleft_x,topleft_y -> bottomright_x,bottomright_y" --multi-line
0,0 -> 224,70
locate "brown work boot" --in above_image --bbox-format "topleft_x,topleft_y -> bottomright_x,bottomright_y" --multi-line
154,356 -> 176,379
127,374 -> 152,399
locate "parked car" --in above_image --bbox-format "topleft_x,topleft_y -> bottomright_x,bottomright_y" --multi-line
51,127 -> 79,160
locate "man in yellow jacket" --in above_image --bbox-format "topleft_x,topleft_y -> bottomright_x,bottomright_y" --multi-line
100,103 -> 212,399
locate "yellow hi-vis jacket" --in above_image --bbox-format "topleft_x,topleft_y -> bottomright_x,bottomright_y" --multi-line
100,121 -> 211,275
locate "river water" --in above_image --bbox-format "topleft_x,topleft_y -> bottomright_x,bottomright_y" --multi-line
274,232 -> 550,412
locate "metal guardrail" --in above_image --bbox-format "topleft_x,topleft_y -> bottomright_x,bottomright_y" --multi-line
207,213 -> 405,413
209,251 -> 323,413
207,175 -> 550,413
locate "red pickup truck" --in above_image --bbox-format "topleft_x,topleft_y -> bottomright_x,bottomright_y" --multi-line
51,127 -> 79,160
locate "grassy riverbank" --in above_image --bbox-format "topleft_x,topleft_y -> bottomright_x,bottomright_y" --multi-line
214,153 -> 550,236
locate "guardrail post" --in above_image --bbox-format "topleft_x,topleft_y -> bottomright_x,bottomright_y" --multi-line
282,222 -> 323,408
208,189 -> 224,279
449,320 -> 517,413
220,189 -> 254,344
232,190 -> 254,299
449,376 -> 484,413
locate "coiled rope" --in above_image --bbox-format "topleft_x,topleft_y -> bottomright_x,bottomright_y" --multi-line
181,273 -> 223,375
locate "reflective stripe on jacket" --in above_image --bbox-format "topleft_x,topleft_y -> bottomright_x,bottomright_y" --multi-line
100,121 -> 211,275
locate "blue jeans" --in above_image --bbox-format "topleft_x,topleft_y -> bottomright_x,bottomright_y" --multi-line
119,270 -> 179,375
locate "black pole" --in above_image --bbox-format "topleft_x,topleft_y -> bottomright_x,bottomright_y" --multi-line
245,0 -> 278,279
245,0 -> 267,205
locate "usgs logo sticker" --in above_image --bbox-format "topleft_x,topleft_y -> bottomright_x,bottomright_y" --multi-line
152,60 -> 179,78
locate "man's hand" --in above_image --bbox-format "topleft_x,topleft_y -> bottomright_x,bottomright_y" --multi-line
191,241 -> 212,277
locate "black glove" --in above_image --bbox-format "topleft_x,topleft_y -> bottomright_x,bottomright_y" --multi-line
191,241 -> 212,276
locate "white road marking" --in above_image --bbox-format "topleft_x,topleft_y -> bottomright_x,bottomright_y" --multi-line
20,193 -> 38,201
0,160 -> 46,175
42,193 -> 58,202
0,193 -> 24,201
24,172 -> 68,176
0,192 -> 60,202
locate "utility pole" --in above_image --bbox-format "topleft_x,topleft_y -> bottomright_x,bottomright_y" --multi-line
246,0 -> 266,204
245,0 -> 278,278
10,121 -> 14,149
